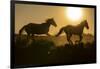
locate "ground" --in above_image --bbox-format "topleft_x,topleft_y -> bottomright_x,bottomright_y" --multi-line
13,34 -> 96,68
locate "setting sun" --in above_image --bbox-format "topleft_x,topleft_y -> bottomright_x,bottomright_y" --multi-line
15,4 -> 94,35
66,7 -> 83,21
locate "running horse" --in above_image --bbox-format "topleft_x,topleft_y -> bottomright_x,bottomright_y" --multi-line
56,20 -> 89,44
19,18 -> 57,39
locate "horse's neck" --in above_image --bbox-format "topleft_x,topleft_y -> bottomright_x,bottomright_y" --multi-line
77,23 -> 85,33
42,22 -> 51,27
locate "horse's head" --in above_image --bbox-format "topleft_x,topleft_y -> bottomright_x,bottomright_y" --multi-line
46,18 -> 57,27
83,20 -> 89,29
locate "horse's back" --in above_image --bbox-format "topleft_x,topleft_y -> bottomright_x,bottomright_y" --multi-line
64,24 -> 84,34
27,23 -> 40,26
64,25 -> 73,30
65,25 -> 73,28
25,23 -> 49,34
63,25 -> 77,33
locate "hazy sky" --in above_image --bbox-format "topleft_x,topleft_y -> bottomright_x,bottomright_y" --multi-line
15,4 -> 95,35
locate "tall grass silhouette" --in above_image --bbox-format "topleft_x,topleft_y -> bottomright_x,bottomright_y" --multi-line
14,34 -> 96,68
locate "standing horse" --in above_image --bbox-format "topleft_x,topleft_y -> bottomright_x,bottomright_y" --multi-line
56,20 -> 89,44
19,18 -> 57,39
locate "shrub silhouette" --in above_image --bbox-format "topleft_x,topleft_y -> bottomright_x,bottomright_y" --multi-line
14,35 -> 96,67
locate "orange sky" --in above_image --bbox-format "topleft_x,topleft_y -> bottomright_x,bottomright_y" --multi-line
15,4 -> 95,35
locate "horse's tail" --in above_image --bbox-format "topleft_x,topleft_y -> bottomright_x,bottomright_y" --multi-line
56,27 -> 64,37
19,25 -> 26,35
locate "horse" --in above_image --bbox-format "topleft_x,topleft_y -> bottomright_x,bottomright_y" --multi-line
56,20 -> 89,44
19,18 -> 57,39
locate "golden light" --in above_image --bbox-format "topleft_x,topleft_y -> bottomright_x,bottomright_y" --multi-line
66,7 -> 83,21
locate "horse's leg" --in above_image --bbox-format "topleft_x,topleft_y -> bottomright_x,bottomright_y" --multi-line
31,34 -> 35,40
27,33 -> 30,40
46,33 -> 51,36
67,34 -> 73,45
26,33 -> 34,47
79,35 -> 83,42
69,35 -> 73,45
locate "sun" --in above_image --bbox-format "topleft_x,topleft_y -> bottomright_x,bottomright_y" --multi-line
66,7 -> 83,21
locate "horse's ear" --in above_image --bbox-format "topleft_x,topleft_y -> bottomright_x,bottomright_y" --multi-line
50,18 -> 53,20
46,19 -> 49,22
52,18 -> 54,21
84,20 -> 86,21
82,20 -> 86,23
85,20 -> 88,23
47,18 -> 54,21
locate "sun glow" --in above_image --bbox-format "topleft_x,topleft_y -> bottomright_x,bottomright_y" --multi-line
66,7 -> 83,21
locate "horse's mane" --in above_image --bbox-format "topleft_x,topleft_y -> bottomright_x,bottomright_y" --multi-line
28,19 -> 52,25
80,20 -> 87,24
76,20 -> 87,27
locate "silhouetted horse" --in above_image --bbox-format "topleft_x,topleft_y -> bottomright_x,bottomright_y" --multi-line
19,18 -> 57,39
56,20 -> 89,44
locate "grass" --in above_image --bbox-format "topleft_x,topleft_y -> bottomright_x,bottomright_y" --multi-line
14,35 -> 96,68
